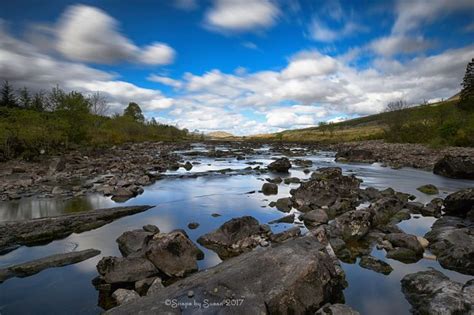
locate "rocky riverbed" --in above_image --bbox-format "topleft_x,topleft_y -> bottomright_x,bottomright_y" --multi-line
0,141 -> 473,314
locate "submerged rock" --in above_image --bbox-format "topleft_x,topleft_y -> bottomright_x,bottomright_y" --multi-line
267,157 -> 292,172
107,236 -> 347,314
433,155 -> 474,179
416,184 -> 439,195
359,255 -> 393,275
401,269 -> 473,314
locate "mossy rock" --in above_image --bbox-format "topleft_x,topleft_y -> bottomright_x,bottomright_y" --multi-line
416,184 -> 439,195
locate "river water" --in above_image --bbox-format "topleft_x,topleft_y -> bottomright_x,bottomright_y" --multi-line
0,143 -> 472,314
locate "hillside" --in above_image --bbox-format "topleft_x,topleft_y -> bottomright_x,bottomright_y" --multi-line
207,131 -> 236,139
252,98 -> 474,147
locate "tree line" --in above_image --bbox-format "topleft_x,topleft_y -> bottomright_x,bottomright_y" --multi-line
0,82 -> 188,161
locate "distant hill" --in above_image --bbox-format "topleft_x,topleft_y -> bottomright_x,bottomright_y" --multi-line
207,131 -> 235,139
251,94 -> 473,147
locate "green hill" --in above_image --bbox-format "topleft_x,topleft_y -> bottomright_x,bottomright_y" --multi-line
253,99 -> 474,147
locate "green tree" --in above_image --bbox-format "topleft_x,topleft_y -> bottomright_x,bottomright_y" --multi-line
55,91 -> 92,143
123,102 -> 145,122
32,91 -> 46,111
1,81 -> 17,108
459,58 -> 473,111
18,87 -> 32,108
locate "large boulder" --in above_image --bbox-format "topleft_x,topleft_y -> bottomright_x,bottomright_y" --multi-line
433,155 -> 474,179
291,167 -> 361,212
300,209 -> 329,228
333,210 -> 372,241
335,148 -> 376,163
197,216 -> 270,259
425,216 -> 474,275
116,230 -> 154,257
267,157 -> 292,172
106,236 -> 347,314
443,188 -> 474,217
145,230 -> 204,278
96,256 -> 158,284
401,269 -> 473,314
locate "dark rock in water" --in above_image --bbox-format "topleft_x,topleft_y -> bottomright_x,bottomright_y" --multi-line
0,205 -> 152,254
425,216 -> 474,275
433,155 -> 474,179
292,167 -> 361,212
112,289 -> 140,305
183,161 -> 193,171
336,148 -> 376,163
384,233 -> 424,263
293,159 -> 313,168
116,230 -> 154,257
197,216 -> 270,259
142,224 -> 160,233
369,197 -> 406,226
267,176 -> 283,184
145,230 -> 204,278
261,182 -> 278,195
211,213 -> 221,217
284,177 -> 300,184
316,303 -> 360,315
300,209 -> 329,228
401,269 -> 473,314
106,236 -> 347,314
97,256 -> 159,284
443,188 -> 474,217
333,210 -> 372,240
416,184 -> 439,195
275,197 -> 293,212
0,249 -> 100,283
187,222 -> 199,229
421,198 -> 443,217
359,255 -> 393,275
269,227 -> 301,243
268,213 -> 295,224
267,157 -> 292,172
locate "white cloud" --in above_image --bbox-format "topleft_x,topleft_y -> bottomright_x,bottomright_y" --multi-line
282,51 -> 338,78
205,0 -> 280,32
370,35 -> 432,56
393,0 -> 474,34
139,43 -> 175,65
310,20 -> 364,42
266,105 -> 327,128
148,74 -> 183,88
56,5 -> 175,65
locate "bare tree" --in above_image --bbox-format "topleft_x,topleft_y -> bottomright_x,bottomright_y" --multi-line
385,99 -> 409,112
89,92 -> 109,116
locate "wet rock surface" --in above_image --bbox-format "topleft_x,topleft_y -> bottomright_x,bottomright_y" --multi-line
107,236 -> 347,314
0,248 -> 100,283
267,157 -> 292,172
443,188 -> 474,217
0,205 -> 152,254
433,155 -> 474,179
401,269 -> 473,314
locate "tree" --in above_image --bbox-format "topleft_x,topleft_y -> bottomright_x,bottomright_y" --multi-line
89,91 -> 110,116
0,81 -> 17,108
18,87 -> 32,108
385,99 -> 409,112
32,91 -> 46,111
459,58 -> 473,111
47,86 -> 66,111
123,102 -> 144,122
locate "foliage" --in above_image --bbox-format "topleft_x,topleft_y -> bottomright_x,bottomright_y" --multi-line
123,102 -> 145,122
459,58 -> 473,111
0,83 -> 188,161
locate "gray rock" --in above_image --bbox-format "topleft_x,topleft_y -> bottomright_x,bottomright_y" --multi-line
134,277 -> 158,296
401,269 -> 473,314
316,303 -> 361,315
268,157 -> 292,172
112,289 -> 140,305
145,278 -> 164,296
433,155 -> 474,179
443,188 -> 474,217
333,210 -> 372,240
369,197 -> 406,226
336,148 -> 376,163
275,197 -> 293,212
421,198 -> 443,217
0,249 -> 100,283
145,230 -> 204,278
116,230 -> 154,257
268,214 -> 295,224
385,233 -> 424,263
359,255 -> 393,275
48,157 -> 66,175
97,256 -> 158,284
284,177 -> 300,184
300,209 -> 329,228
425,216 -> 474,275
262,182 -> 278,195
270,226 -> 301,243
142,224 -> 160,233
107,236 -> 346,314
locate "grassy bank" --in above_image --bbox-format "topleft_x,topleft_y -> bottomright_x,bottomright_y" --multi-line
254,99 -> 474,147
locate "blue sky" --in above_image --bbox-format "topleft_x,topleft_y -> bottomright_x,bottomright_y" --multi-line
0,0 -> 473,135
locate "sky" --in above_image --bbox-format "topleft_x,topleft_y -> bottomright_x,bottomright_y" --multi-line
0,0 -> 473,135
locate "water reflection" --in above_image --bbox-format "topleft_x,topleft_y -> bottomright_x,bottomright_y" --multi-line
0,147 -> 472,314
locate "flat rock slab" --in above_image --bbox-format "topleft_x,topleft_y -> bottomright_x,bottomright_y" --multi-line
0,248 -> 100,283
107,236 -> 346,314
0,205 -> 153,254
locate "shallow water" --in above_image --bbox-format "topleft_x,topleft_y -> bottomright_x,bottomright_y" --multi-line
0,144 -> 472,314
